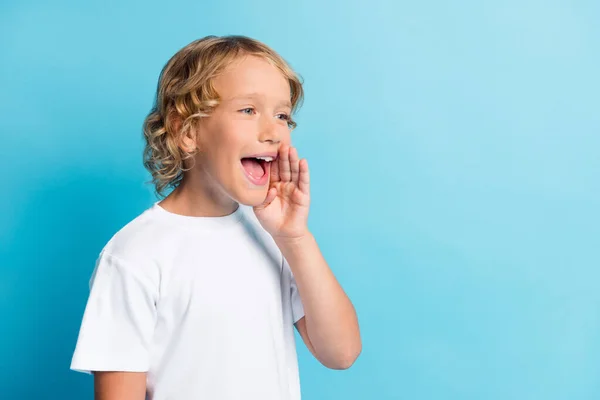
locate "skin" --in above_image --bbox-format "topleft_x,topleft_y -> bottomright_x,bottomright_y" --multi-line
94,54 -> 361,399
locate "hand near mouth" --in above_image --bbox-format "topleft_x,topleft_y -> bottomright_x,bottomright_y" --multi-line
253,144 -> 311,241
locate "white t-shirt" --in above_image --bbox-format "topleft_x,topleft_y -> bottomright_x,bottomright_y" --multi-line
70,202 -> 305,400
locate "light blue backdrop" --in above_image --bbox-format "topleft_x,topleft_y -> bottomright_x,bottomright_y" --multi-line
1,0 -> 599,399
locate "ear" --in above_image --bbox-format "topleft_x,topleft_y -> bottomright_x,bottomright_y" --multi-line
180,126 -> 198,153
169,113 -> 198,154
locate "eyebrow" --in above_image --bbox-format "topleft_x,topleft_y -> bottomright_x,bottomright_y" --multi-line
228,93 -> 292,108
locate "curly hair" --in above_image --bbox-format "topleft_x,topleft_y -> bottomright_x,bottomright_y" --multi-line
142,35 -> 304,198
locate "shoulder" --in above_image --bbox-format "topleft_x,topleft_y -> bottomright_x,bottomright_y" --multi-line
96,204 -> 171,279
104,205 -> 160,253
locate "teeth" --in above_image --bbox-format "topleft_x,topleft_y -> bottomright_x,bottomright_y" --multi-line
255,156 -> 274,162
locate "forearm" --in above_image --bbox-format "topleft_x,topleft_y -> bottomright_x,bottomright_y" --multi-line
275,232 -> 361,368
94,371 -> 147,400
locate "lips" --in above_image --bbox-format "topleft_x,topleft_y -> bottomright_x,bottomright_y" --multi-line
243,152 -> 278,161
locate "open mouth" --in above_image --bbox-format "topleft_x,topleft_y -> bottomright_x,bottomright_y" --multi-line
240,155 -> 275,185
241,157 -> 267,179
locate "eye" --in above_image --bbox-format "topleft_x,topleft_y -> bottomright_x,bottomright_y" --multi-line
239,107 -> 255,115
276,113 -> 290,121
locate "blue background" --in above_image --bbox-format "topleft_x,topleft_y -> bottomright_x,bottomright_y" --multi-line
1,0 -> 599,399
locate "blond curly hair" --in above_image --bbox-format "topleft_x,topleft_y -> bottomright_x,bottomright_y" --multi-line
142,35 -> 304,198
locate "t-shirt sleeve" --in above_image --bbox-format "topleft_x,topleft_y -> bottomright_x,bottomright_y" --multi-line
284,257 -> 305,324
70,251 -> 159,374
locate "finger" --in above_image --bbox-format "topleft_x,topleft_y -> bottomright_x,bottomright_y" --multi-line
290,147 -> 300,184
279,144 -> 291,182
298,158 -> 310,195
270,157 -> 280,183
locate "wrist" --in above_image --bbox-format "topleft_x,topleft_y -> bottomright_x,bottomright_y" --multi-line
273,230 -> 313,249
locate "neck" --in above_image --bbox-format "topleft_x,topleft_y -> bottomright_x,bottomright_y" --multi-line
159,174 -> 238,217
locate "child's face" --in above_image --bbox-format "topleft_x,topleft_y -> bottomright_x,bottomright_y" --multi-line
187,55 -> 293,207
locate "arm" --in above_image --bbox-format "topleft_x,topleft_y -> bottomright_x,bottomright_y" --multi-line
70,252 -> 159,398
276,233 -> 362,370
94,371 -> 147,400
253,144 -> 361,369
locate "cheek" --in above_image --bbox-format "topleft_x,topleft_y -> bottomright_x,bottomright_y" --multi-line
202,122 -> 241,151
279,128 -> 292,144
221,119 -> 254,144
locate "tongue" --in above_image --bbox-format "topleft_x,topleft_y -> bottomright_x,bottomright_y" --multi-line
241,158 -> 265,178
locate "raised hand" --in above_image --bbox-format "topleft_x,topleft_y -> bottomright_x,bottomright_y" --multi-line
253,144 -> 310,240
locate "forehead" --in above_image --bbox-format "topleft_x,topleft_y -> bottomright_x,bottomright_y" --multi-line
214,55 -> 291,104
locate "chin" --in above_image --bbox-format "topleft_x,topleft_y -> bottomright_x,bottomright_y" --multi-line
232,187 -> 269,208
230,166 -> 271,207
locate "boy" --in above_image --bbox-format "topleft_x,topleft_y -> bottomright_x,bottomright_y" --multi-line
70,35 -> 361,400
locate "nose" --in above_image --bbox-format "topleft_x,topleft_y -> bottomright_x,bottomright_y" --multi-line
258,116 -> 282,144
